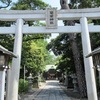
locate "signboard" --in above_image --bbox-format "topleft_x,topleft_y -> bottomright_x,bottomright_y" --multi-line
46,8 -> 57,29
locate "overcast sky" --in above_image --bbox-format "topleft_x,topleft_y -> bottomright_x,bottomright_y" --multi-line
42,0 -> 61,9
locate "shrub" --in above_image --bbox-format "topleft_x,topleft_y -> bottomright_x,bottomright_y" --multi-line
18,79 -> 29,93
38,77 -> 46,82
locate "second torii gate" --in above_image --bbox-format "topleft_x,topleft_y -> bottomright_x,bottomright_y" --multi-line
0,8 -> 100,100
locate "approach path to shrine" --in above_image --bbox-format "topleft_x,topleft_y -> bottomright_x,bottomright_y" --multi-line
34,80 -> 71,100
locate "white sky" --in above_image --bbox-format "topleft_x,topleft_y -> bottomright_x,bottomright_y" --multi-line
42,0 -> 61,9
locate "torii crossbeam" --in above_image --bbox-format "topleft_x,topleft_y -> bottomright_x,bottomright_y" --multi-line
0,8 -> 100,100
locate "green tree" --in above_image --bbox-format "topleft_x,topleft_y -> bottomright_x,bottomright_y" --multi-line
20,37 -> 54,77
11,0 -> 49,10
47,0 -> 100,97
0,0 -> 54,78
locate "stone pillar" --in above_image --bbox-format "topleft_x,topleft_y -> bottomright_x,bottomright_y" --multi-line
0,70 -> 6,100
6,19 -> 23,100
80,17 -> 98,100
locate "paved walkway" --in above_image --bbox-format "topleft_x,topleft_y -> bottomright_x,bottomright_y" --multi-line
21,80 -> 72,100
33,80 -> 71,100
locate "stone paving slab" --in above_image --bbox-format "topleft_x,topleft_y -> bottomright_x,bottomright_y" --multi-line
20,80 -> 88,100
33,80 -> 71,100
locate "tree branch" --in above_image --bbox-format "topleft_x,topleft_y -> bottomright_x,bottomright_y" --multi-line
0,0 -> 11,9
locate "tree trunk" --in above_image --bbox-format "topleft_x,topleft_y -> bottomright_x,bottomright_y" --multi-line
60,0 -> 87,97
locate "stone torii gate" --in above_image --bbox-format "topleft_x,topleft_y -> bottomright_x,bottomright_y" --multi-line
0,8 -> 100,100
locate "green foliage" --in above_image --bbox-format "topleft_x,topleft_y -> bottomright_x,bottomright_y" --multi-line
56,55 -> 75,74
0,34 -> 14,51
11,0 -> 50,10
90,33 -> 100,49
47,0 -> 100,74
0,0 -> 54,78
0,21 -> 14,51
0,0 -> 54,80
20,36 -> 55,78
38,76 -> 46,82
18,79 -> 29,93
47,33 -> 76,73
70,0 -> 99,8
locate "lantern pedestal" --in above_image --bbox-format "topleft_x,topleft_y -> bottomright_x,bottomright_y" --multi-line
0,70 -> 6,100
27,73 -> 33,92
0,45 -> 17,100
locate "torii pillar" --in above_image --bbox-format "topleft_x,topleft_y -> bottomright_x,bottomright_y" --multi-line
6,19 -> 23,100
80,17 -> 98,100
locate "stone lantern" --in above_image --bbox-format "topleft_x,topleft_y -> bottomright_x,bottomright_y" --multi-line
0,45 -> 17,100
86,47 -> 100,85
86,47 -> 100,66
27,73 -> 33,92
71,74 -> 78,92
